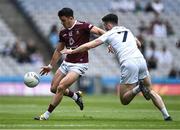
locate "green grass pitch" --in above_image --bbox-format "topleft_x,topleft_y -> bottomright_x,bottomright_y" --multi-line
0,95 -> 180,129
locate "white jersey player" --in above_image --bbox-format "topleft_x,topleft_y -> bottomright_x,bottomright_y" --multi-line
62,13 -> 172,121
99,26 -> 144,62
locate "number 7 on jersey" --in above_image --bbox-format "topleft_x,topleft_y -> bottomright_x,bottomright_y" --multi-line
117,31 -> 128,42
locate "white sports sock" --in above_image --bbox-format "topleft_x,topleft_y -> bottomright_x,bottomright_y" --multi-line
161,107 -> 170,119
44,111 -> 50,119
132,85 -> 140,94
72,93 -> 78,101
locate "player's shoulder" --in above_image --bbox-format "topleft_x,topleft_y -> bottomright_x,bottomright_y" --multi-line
76,20 -> 93,28
103,26 -> 130,37
60,27 -> 67,33
112,26 -> 133,35
76,20 -> 89,25
114,26 -> 128,31
76,21 -> 93,26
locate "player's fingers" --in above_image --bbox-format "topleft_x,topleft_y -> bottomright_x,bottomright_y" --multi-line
60,50 -> 63,53
40,72 -> 45,76
108,48 -> 110,53
40,71 -> 43,76
39,70 -> 43,75
39,68 -> 45,74
40,70 -> 47,76
108,49 -> 112,53
41,66 -> 46,69
42,69 -> 50,76
108,46 -> 111,53
109,48 -> 114,54
61,50 -> 65,54
63,49 -> 70,54
61,48 -> 68,54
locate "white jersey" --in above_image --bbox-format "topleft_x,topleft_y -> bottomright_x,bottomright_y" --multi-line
97,26 -> 144,63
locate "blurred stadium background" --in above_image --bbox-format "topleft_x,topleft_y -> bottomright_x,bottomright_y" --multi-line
0,0 -> 179,96
0,0 -> 180,129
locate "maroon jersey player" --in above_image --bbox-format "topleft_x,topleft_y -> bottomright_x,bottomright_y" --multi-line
59,20 -> 93,63
34,8 -> 105,120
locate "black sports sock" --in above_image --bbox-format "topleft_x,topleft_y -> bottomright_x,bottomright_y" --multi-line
48,104 -> 55,113
65,90 -> 74,98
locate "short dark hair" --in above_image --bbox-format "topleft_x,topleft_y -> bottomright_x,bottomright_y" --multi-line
58,8 -> 74,17
102,13 -> 118,24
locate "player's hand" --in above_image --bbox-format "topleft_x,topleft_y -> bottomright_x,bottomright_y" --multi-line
108,45 -> 114,54
39,65 -> 52,76
61,48 -> 73,54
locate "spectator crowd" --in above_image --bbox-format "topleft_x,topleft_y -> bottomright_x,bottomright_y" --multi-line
1,38 -> 44,66
109,0 -> 179,78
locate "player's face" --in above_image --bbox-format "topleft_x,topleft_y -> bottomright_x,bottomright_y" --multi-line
103,22 -> 113,31
59,16 -> 73,29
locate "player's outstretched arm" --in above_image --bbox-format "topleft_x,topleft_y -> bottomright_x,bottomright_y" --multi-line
61,39 -> 103,55
40,42 -> 65,76
90,26 -> 106,35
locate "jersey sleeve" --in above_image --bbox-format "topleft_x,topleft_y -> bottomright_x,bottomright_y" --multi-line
97,31 -> 111,43
58,31 -> 65,43
84,22 -> 94,32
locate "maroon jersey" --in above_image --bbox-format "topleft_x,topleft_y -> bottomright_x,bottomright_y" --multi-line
59,21 -> 93,63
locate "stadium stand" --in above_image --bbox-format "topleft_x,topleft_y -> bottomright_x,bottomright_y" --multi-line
0,0 -> 176,77
0,18 -> 42,76
16,0 -> 180,78
17,0 -> 121,77
0,18 -> 15,51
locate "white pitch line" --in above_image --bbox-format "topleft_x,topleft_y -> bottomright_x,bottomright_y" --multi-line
0,109 -> 179,113
0,124 -> 179,127
0,124 -> 111,127
0,104 -> 38,107
0,99 -> 179,105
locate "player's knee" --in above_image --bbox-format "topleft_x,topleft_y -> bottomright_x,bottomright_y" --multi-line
121,100 -> 129,105
50,87 -> 56,94
57,86 -> 64,93
120,97 -> 129,105
57,83 -> 66,93
50,82 -> 57,93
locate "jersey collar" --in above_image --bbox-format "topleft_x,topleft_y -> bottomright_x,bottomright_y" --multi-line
68,20 -> 77,30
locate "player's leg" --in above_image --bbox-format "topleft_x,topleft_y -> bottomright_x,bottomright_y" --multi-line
34,71 -> 80,120
141,76 -> 172,121
119,83 -> 140,105
119,60 -> 141,105
138,58 -> 172,121
62,62 -> 88,110
49,71 -> 80,107
50,69 -> 65,94
63,89 -> 83,110
51,63 -> 83,110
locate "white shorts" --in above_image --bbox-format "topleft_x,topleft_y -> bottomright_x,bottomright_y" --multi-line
59,61 -> 88,76
120,58 -> 149,84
